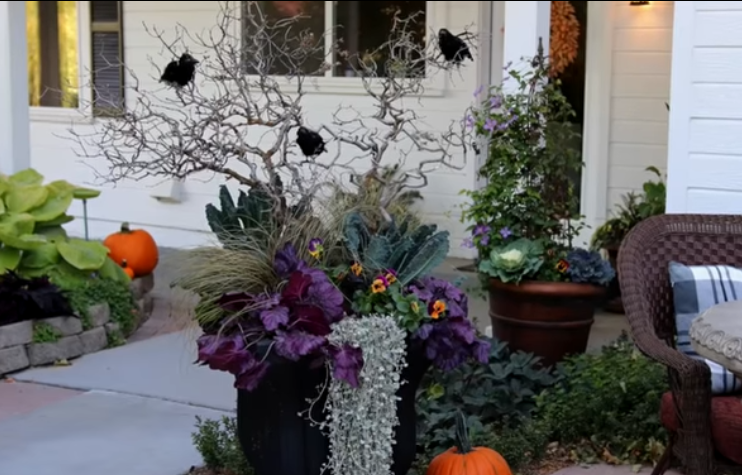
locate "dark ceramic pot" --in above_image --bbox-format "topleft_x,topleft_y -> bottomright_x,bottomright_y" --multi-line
236,341 -> 429,475
488,278 -> 606,367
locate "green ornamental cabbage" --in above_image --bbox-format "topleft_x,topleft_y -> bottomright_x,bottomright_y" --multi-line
478,238 -> 544,284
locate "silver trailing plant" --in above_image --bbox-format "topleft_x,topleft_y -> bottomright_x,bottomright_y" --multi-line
322,315 -> 408,475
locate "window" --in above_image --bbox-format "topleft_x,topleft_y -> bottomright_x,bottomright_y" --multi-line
26,1 -> 125,115
242,1 -> 427,78
27,1 -> 79,108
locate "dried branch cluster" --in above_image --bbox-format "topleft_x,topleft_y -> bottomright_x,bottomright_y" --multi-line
67,1 -> 477,212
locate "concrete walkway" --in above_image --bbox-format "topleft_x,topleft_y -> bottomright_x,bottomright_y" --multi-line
0,330 -> 234,475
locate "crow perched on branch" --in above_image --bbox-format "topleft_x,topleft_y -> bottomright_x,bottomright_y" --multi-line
160,53 -> 200,87
437,28 -> 473,65
296,126 -> 327,157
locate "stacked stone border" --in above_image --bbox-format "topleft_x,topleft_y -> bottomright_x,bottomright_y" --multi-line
0,275 -> 155,376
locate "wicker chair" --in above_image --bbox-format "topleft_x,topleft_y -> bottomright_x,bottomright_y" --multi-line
618,214 -> 742,475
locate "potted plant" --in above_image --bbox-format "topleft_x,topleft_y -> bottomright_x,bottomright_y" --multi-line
590,166 -> 666,313
460,39 -> 615,367
183,204 -> 489,475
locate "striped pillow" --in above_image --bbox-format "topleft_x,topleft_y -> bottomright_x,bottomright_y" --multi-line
668,261 -> 742,394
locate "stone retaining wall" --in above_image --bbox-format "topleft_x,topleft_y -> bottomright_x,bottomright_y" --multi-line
0,275 -> 155,376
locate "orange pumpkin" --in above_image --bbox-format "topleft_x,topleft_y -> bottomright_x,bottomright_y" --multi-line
121,259 -> 136,279
104,222 -> 159,277
426,412 -> 512,475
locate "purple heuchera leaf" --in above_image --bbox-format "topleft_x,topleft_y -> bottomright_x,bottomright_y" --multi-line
329,344 -> 364,388
273,243 -> 305,279
218,292 -> 254,312
275,331 -> 326,361
196,334 -> 270,391
260,306 -> 289,331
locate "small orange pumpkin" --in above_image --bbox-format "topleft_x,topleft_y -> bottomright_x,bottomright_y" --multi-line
426,412 -> 512,475
104,222 -> 159,277
121,259 -> 136,279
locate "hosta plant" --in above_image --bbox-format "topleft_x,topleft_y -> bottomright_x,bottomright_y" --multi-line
0,168 -> 129,285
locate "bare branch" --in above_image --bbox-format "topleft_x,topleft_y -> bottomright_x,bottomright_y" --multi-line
64,1 -> 477,217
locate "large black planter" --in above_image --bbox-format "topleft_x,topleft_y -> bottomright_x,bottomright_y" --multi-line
236,341 -> 430,475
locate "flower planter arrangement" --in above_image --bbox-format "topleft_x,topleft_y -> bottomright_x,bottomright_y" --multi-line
186,205 -> 489,475
461,39 -> 615,367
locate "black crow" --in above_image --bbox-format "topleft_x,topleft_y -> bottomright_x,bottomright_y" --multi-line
438,28 -> 473,65
296,126 -> 327,157
160,53 -> 200,87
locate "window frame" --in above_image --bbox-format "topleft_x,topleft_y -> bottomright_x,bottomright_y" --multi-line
233,0 -> 447,97
29,0 -> 93,123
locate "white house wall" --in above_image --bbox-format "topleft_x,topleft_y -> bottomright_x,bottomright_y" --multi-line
666,1 -> 742,214
606,1 -> 673,216
30,1 -> 483,256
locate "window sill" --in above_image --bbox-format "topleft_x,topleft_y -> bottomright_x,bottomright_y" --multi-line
266,75 -> 447,98
30,106 -> 94,125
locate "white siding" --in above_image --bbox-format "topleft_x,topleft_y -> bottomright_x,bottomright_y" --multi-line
667,1 -> 742,213
32,1 -> 482,256
606,1 -> 673,214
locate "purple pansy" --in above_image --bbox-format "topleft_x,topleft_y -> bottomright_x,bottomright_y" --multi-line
465,115 -> 475,129
473,85 -> 484,97
484,118 -> 498,133
461,237 -> 474,249
490,95 -> 502,109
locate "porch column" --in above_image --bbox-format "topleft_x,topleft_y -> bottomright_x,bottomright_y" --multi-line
0,1 -> 30,175
502,1 -> 551,76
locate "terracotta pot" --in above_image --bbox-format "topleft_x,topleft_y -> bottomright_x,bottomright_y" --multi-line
488,278 -> 606,367
604,245 -> 624,314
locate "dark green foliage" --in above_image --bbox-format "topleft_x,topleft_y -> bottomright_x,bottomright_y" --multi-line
471,417 -> 551,471
192,415 -> 253,475
416,338 -> 557,457
343,212 -> 449,285
63,278 -> 137,335
535,332 -> 669,464
205,185 -> 274,249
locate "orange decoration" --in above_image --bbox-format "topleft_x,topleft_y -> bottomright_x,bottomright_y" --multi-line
103,222 -> 159,277
549,1 -> 580,77
426,412 -> 512,475
121,259 -> 136,279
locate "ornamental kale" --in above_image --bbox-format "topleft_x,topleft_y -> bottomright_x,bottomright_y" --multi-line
565,248 -> 616,286
196,243 -> 355,391
478,238 -> 544,284
407,276 -> 490,370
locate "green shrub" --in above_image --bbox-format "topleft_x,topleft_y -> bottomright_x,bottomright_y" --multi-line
416,338 -> 557,457
534,332 -> 669,464
192,416 -> 252,475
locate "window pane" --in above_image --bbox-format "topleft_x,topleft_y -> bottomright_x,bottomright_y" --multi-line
333,1 -> 426,78
27,1 -> 79,108
242,1 -> 326,76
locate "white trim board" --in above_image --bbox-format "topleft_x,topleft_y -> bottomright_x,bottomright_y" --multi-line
577,0 -> 614,246
665,1 -> 693,213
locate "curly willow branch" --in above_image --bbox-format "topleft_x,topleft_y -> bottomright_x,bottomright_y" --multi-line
63,1 -> 477,211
